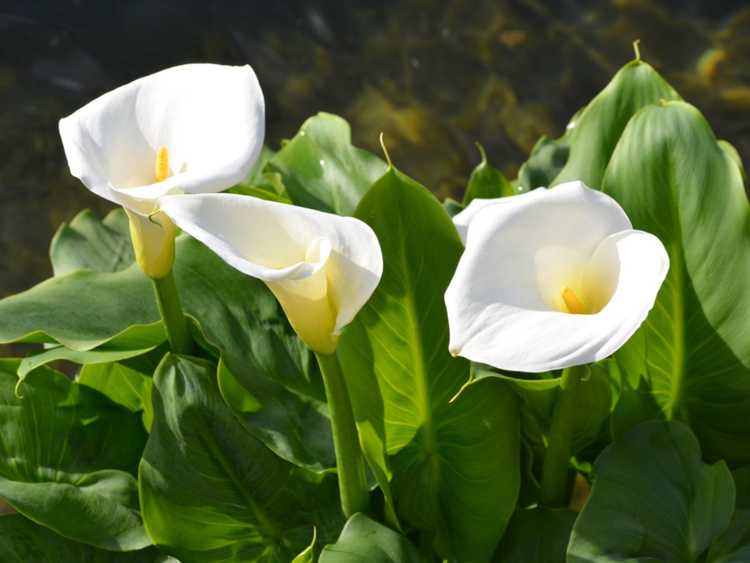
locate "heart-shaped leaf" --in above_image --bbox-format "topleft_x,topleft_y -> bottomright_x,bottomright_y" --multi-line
139,354 -> 343,562
0,359 -> 149,551
603,100 -> 750,465
267,112 -> 387,215
551,58 -> 680,188
319,514 -> 421,563
568,420 -> 734,562
0,210 -> 328,469
217,358 -> 335,472
338,167 -> 520,562
320,514 -> 424,563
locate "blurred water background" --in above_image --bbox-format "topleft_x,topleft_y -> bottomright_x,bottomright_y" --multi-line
1,0 -> 749,299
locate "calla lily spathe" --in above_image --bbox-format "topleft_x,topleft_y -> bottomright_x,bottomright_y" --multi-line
160,193 -> 383,354
59,63 -> 264,278
445,181 -> 669,372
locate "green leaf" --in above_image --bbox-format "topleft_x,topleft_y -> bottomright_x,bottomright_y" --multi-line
707,471 -> 750,562
0,267 -> 165,350
603,100 -> 750,465
228,182 -> 291,204
217,358 -> 336,472
139,354 -> 343,563
338,167 -> 520,562
516,135 -> 569,191
568,420 -> 735,562
173,236 -> 322,403
78,361 -> 153,414
474,363 -> 613,458
0,359 -> 149,551
319,513 -> 421,563
2,208 -> 327,469
50,208 -> 134,276
705,511 -> 750,563
493,507 -> 576,563
18,344 -> 157,382
607,334 -> 663,441
734,467 -> 750,509
552,59 -> 681,188
442,197 -> 464,218
245,145 -> 277,185
230,147 -> 292,204
291,528 -> 316,563
463,143 -> 513,205
268,112 -> 387,214
217,357 -> 263,414
0,514 -> 166,563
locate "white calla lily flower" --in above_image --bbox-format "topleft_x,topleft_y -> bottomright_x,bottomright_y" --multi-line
59,63 -> 264,278
160,193 -> 383,354
445,181 -> 669,372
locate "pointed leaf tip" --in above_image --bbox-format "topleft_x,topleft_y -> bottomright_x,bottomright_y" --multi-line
379,131 -> 393,168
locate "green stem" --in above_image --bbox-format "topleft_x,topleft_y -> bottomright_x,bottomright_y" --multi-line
540,364 -> 588,508
315,352 -> 369,517
152,272 -> 192,355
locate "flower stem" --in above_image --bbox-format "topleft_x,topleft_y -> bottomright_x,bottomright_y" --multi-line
151,272 -> 192,355
315,352 -> 369,517
540,364 -> 588,508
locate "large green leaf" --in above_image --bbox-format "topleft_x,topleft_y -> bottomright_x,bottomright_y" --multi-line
568,420 -> 735,562
0,514 -> 167,563
2,209 -> 314,388
0,267 -> 164,350
0,359 -> 149,551
217,359 -> 335,472
551,58 -> 680,188
2,208 -> 329,470
139,354 -> 343,563
338,167 -> 520,562
493,507 -> 576,563
267,112 -> 387,214
319,514 -> 421,563
602,100 -> 750,465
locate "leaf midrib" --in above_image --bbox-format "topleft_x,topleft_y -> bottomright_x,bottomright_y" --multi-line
664,149 -> 686,421
395,195 -> 438,459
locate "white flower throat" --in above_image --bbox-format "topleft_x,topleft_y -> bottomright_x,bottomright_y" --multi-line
534,244 -> 618,316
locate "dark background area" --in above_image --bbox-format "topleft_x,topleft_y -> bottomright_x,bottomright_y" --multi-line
1,0 -> 749,298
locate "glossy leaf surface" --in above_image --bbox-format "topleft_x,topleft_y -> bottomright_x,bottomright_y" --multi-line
0,359 -> 149,551
0,514 -> 166,563
603,101 -> 750,465
568,421 -> 734,562
338,167 -> 520,562
139,354 -> 342,563
268,112 -> 387,215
